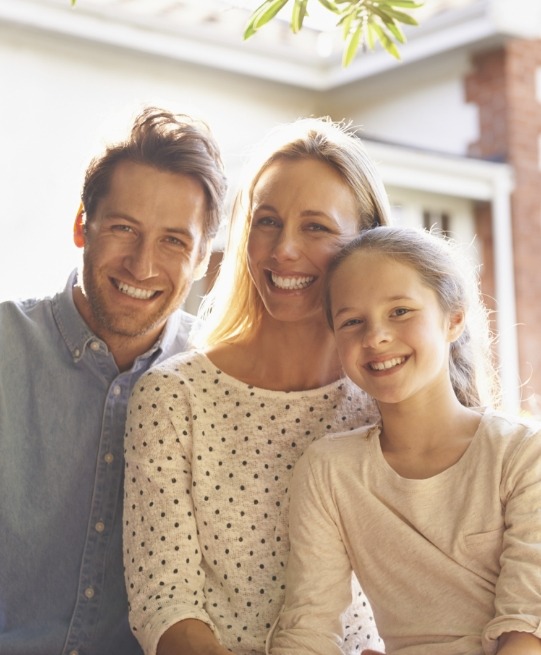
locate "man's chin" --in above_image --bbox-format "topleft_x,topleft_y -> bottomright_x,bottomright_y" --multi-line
99,311 -> 168,340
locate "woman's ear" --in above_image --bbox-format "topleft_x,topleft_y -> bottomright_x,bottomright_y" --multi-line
73,203 -> 86,248
448,310 -> 466,343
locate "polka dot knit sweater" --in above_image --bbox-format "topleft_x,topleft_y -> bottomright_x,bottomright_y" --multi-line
123,351 -> 381,655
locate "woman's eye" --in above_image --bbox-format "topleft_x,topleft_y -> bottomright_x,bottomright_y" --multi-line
165,236 -> 186,248
307,223 -> 329,232
254,216 -> 278,227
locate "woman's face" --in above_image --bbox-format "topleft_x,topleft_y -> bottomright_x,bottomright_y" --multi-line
247,157 -> 359,326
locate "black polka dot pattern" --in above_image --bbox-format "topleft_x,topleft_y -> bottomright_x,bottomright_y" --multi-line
124,351 -> 381,654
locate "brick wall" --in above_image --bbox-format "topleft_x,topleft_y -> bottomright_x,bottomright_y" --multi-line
465,40 -> 541,412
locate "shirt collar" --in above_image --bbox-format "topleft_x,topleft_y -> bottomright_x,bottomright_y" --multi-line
51,270 -> 178,366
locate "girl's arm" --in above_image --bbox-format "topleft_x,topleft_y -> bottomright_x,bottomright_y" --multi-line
497,632 -> 541,654
483,427 -> 541,651
124,368 -> 218,655
269,448 -> 355,655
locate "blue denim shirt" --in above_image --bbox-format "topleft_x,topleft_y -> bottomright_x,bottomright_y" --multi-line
0,271 -> 197,655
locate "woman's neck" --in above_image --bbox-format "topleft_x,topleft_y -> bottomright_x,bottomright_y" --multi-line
206,317 -> 343,391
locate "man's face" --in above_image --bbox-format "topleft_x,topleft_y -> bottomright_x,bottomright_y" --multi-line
74,160 -> 208,348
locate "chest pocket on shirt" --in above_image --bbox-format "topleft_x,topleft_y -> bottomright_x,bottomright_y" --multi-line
462,527 -> 504,581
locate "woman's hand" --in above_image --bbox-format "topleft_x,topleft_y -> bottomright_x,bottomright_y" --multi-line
157,619 -> 233,655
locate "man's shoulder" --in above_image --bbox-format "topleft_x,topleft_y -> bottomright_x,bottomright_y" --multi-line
159,309 -> 201,358
0,295 -> 54,334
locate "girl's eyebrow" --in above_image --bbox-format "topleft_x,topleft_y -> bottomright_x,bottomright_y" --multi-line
333,295 -> 416,317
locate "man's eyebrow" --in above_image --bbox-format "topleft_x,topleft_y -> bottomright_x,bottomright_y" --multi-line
103,214 -> 195,241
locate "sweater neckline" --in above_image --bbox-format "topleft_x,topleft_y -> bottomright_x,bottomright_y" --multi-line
196,351 -> 350,397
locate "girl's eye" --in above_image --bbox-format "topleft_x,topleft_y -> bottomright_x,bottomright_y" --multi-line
339,318 -> 362,329
393,307 -> 410,317
306,223 -> 330,232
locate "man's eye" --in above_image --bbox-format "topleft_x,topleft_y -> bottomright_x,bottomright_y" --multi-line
112,224 -> 133,233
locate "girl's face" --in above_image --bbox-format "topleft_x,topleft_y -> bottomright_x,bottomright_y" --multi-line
247,157 -> 359,326
329,250 -> 463,408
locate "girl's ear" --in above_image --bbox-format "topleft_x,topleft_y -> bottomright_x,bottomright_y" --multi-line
73,203 -> 86,248
448,310 -> 465,343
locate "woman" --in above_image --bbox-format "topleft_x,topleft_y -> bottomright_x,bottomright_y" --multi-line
123,117 -> 392,655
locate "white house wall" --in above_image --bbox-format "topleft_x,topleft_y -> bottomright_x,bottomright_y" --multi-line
328,50 -> 480,157
0,23 -> 315,301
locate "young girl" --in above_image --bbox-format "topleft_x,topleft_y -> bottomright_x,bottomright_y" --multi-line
269,226 -> 541,655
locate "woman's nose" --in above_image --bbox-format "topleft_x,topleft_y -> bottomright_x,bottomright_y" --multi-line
271,228 -> 301,261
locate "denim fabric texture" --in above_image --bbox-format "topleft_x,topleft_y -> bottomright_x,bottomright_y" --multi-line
0,271 -> 196,655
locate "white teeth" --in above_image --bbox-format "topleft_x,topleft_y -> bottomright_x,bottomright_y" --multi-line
369,357 -> 405,371
271,273 -> 314,290
117,281 -> 156,300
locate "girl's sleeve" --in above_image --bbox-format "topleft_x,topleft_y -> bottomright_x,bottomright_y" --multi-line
269,447 -> 355,655
482,428 -> 541,654
123,368 -> 219,655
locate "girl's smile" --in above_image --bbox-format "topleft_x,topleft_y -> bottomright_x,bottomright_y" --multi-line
330,250 -> 462,407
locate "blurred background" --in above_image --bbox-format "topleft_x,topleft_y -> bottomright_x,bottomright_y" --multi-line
1,0 -> 541,412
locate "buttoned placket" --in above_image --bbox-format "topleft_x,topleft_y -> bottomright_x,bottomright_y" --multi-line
62,339 -> 143,655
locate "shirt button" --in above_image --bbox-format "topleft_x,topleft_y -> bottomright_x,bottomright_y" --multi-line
84,586 -> 95,599
73,349 -> 81,358
90,341 -> 100,351
95,521 -> 105,533
69,650 -> 79,655
112,385 -> 122,396
104,452 -> 114,464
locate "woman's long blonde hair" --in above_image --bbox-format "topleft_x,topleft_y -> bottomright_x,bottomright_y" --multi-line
196,116 -> 392,347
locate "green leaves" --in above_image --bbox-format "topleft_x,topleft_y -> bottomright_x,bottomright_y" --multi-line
243,0 -> 424,66
244,0 -> 290,39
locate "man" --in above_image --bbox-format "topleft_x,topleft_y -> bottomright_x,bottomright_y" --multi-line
0,107 -> 227,655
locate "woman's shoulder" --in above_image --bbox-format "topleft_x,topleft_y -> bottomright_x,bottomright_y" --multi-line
147,349 -> 209,377
131,350 -> 212,400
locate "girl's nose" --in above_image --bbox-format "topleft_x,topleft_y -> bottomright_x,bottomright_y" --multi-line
361,321 -> 391,348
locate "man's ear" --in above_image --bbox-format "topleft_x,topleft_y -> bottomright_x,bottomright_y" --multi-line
193,243 -> 212,282
73,203 -> 86,248
448,310 -> 466,343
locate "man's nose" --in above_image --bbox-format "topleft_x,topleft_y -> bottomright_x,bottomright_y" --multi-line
123,239 -> 158,281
